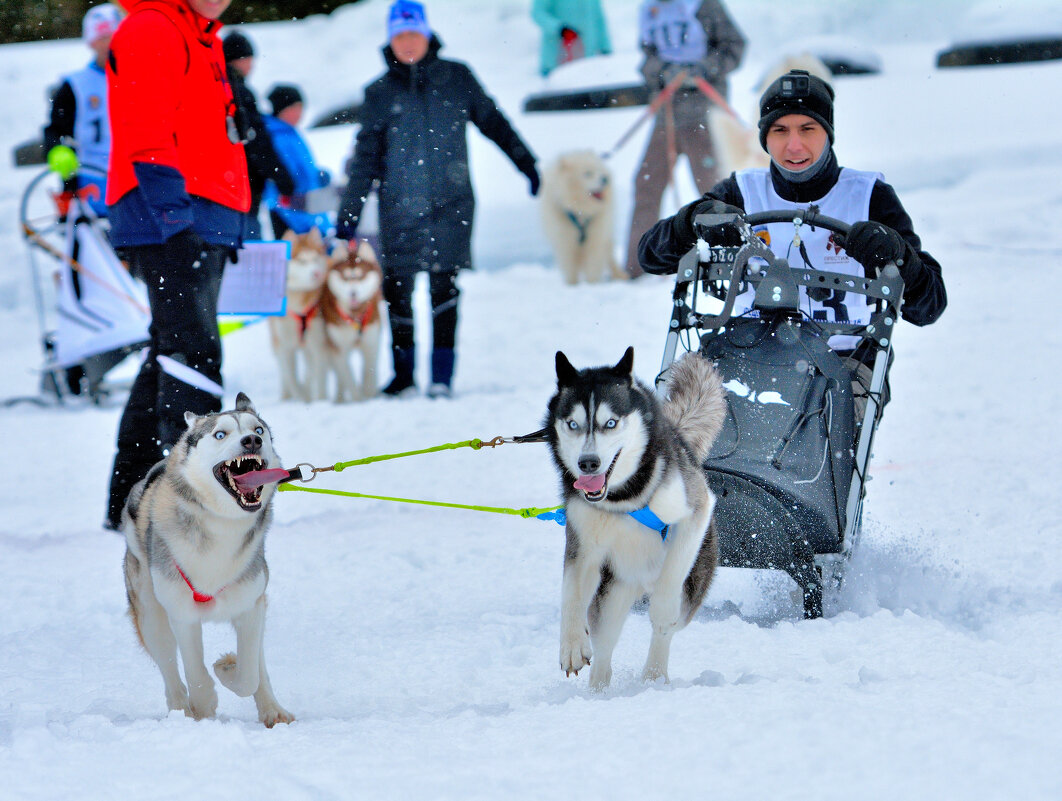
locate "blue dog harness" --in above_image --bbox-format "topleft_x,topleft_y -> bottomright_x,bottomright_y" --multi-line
537,505 -> 669,541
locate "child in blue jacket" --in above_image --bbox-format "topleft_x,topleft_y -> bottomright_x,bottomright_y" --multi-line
262,84 -> 333,238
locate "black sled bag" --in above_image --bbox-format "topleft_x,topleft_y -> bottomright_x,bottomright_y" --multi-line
699,315 -> 856,568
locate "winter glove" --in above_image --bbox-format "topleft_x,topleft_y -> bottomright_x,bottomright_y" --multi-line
165,227 -> 208,271
524,164 -> 541,197
673,198 -> 744,248
843,221 -> 907,275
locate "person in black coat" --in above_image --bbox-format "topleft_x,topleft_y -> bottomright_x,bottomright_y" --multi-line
222,30 -> 295,240
336,0 -> 539,398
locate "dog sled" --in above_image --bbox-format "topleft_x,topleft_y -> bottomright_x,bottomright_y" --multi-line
15,164 -> 149,405
657,207 -> 903,618
14,165 -> 291,407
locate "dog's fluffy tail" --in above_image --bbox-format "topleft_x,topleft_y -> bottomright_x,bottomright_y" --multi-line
662,353 -> 727,463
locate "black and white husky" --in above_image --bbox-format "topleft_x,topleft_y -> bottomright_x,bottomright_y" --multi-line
546,348 -> 726,689
121,393 -> 293,726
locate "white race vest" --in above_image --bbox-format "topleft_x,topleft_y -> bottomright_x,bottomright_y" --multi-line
64,63 -> 110,173
734,167 -> 882,351
639,0 -> 707,64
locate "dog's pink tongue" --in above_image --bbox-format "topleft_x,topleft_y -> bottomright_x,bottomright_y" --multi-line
573,473 -> 606,493
233,468 -> 289,490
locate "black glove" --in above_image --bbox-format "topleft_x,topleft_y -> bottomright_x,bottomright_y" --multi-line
524,164 -> 541,197
673,198 -> 743,248
165,227 -> 207,270
843,221 -> 907,274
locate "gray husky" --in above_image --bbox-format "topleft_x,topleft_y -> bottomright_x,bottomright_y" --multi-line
122,393 -> 293,726
546,348 -> 726,689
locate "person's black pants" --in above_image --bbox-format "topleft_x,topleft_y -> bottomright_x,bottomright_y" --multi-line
105,242 -> 228,527
382,270 -> 460,351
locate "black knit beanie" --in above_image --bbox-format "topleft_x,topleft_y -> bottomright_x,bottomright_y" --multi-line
758,70 -> 835,151
222,31 -> 255,62
268,84 -> 304,115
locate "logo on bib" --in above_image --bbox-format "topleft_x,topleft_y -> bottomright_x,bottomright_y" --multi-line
823,233 -> 850,265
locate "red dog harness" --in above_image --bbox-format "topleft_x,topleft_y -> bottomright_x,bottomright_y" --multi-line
292,301 -> 319,341
175,562 -> 219,604
330,299 -> 378,332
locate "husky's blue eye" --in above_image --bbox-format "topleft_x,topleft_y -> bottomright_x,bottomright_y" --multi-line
254,426 -> 264,435
214,431 -> 226,440
567,420 -> 579,430
603,419 -> 617,429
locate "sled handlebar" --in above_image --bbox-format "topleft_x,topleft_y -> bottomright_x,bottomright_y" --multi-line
742,208 -> 850,237
658,206 -> 904,368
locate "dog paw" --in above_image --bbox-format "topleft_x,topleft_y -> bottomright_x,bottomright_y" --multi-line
213,652 -> 259,697
588,663 -> 612,691
559,628 -> 592,677
259,703 -> 295,728
186,678 -> 218,721
648,596 -> 682,635
187,688 -> 218,721
641,663 -> 670,684
165,684 -> 190,714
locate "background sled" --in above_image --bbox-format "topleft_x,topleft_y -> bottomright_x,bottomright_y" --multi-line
13,165 -> 149,406
13,167 -> 292,407
657,208 -> 904,618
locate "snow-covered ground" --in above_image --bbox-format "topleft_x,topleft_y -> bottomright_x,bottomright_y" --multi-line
1,1 -> 1061,799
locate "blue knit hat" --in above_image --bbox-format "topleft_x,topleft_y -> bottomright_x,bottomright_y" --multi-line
388,0 -> 430,39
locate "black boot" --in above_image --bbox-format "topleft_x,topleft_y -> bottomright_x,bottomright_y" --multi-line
382,347 -> 416,397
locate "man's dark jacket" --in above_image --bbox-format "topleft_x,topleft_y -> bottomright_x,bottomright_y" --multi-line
228,67 -> 295,219
337,36 -> 537,276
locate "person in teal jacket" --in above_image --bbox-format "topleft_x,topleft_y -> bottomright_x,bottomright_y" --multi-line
531,0 -> 611,76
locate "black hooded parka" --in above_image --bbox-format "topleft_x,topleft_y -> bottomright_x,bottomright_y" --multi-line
337,36 -> 537,276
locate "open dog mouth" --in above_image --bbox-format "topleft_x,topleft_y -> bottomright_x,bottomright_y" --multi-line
213,454 -> 267,511
572,451 -> 621,503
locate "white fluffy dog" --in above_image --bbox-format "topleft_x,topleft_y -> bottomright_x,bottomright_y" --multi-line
709,53 -> 833,177
540,150 -> 627,285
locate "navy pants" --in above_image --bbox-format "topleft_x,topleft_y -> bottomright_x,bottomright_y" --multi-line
383,270 -> 460,351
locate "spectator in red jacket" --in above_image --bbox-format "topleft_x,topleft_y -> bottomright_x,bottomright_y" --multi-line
104,0 -> 249,530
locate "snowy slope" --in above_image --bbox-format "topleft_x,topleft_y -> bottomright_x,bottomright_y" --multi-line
1,1 -> 1062,799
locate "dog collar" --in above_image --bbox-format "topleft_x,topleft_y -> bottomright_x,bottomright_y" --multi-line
536,505 -> 669,540
175,562 -> 218,604
627,506 -> 669,541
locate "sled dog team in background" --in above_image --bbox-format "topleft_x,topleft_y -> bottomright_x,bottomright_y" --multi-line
49,0 -> 946,721
267,229 -> 383,404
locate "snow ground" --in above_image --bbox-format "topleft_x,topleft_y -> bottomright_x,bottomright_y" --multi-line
1,1 -> 1061,799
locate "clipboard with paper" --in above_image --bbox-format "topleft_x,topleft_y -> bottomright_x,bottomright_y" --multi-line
217,240 -> 290,315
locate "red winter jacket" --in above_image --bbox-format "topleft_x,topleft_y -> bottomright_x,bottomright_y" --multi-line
106,0 -> 249,244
